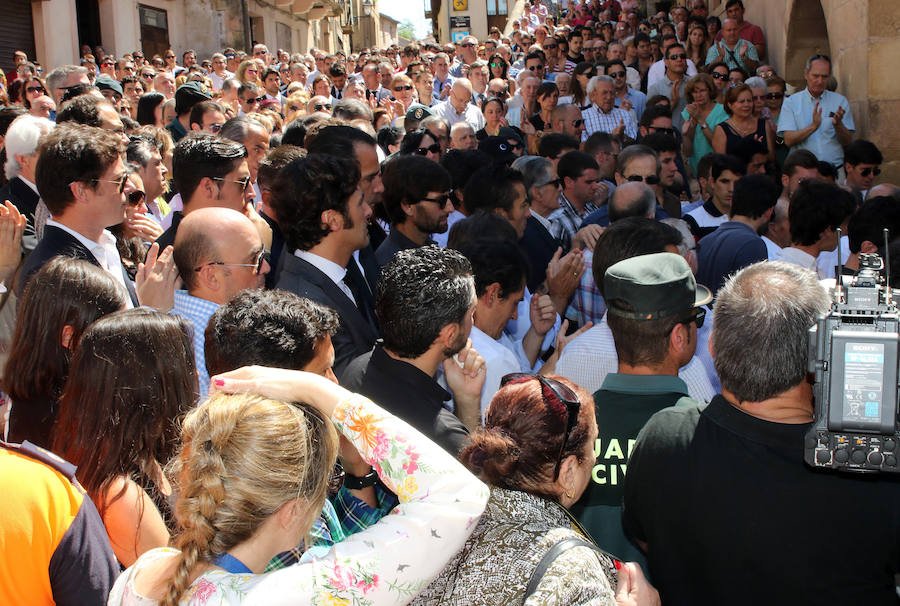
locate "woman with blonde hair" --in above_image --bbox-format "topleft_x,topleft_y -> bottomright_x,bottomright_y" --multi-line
235,60 -> 261,85
107,366 -> 489,606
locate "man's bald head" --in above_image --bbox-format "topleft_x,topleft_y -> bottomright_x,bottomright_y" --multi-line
867,183 -> 899,200
174,207 -> 262,297
609,181 -> 656,222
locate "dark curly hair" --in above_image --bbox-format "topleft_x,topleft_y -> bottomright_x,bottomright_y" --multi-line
268,153 -> 361,252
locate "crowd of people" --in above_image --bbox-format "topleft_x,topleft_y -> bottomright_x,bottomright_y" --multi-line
1,0 -> 899,604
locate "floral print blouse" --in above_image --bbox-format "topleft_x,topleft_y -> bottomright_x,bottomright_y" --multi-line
106,394 -> 489,606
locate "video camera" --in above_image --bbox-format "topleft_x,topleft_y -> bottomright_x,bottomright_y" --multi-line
805,235 -> 900,474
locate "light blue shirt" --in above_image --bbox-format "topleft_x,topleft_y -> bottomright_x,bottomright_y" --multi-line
777,88 -> 854,167
433,74 -> 454,99
614,88 -> 647,125
171,290 -> 220,399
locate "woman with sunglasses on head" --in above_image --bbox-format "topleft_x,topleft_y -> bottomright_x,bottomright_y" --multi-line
412,374 -> 660,606
107,365 -> 489,605
712,83 -> 775,162
681,73 -> 728,175
52,309 -> 197,567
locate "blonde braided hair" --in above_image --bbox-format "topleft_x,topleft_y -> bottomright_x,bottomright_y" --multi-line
162,392 -> 338,606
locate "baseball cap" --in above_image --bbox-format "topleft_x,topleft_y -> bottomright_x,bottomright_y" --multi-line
94,75 -> 123,97
604,252 -> 712,320
477,136 -> 517,166
405,103 -> 433,122
174,81 -> 212,114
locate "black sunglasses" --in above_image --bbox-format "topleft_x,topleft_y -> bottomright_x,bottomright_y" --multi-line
127,190 -> 146,205
500,373 -> 581,481
541,177 -> 562,188
527,64 -> 545,71
667,53 -> 687,60
91,174 -> 129,193
421,193 -> 451,206
711,72 -> 728,81
626,174 -> 661,185
860,166 -> 881,177
650,126 -> 677,136
765,92 -> 784,100
314,103 -> 333,111
681,306 -> 706,329
415,142 -> 442,156
608,71 -> 626,78
393,85 -> 413,91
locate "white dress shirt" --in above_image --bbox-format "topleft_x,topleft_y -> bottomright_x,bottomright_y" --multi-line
469,325 -> 524,419
776,246 -> 821,277
45,219 -> 133,307
294,249 -> 355,304
433,99 -> 486,130
646,58 -> 698,89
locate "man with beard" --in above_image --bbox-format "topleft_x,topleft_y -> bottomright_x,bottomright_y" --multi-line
375,155 -> 454,267
342,246 -> 486,455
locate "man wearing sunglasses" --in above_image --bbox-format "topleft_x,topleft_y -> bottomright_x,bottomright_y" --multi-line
647,34 -> 698,91
843,139 -> 883,196
155,134 -> 253,251
375,155 -> 454,267
573,251 -> 709,567
549,103 -> 586,140
172,207 -> 269,397
607,59 -> 646,124
647,43 -> 691,130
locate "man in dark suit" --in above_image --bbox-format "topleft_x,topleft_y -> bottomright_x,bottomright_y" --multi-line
268,153 -> 379,378
0,114 -> 54,253
17,123 -> 175,309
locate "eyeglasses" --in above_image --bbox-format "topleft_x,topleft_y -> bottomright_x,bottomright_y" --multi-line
313,103 -> 332,111
625,174 -> 661,185
246,69 -> 258,75
489,89 -> 508,97
570,119 -> 584,127
608,71 -> 626,78
211,175 -> 252,192
540,177 -> 562,188
91,174 -> 129,193
165,54 -> 175,59
680,307 -> 706,329
102,62 -> 115,67
244,96 -> 264,104
415,142 -> 442,156
208,123 -> 224,133
860,167 -> 882,177
141,72 -> 154,79
254,50 -> 267,56
508,141 -> 524,150
127,190 -> 146,205
543,43 -> 557,49
26,86 -> 45,94
500,373 -> 581,480
752,94 -> 766,101
461,42 -> 475,48
490,62 -> 505,68
667,53 -> 687,60
420,193 -> 452,206
527,64 -> 545,71
194,249 -> 268,274
711,72 -> 729,81
765,92 -> 784,100
393,85 -> 413,91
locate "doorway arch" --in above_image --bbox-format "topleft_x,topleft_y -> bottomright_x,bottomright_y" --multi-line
784,0 -> 831,88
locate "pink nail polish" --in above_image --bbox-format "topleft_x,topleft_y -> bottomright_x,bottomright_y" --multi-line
214,379 -> 225,387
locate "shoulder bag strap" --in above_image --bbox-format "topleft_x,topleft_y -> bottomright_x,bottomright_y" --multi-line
523,536 -> 606,603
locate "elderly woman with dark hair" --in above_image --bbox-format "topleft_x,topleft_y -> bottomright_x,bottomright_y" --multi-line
412,374 -> 660,606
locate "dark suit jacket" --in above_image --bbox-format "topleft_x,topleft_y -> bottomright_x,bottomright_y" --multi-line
154,211 -> 183,252
0,176 -> 40,252
275,250 -> 379,378
520,215 -> 561,292
17,225 -> 139,306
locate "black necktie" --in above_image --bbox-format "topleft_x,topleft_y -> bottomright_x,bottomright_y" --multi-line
343,262 -> 377,330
